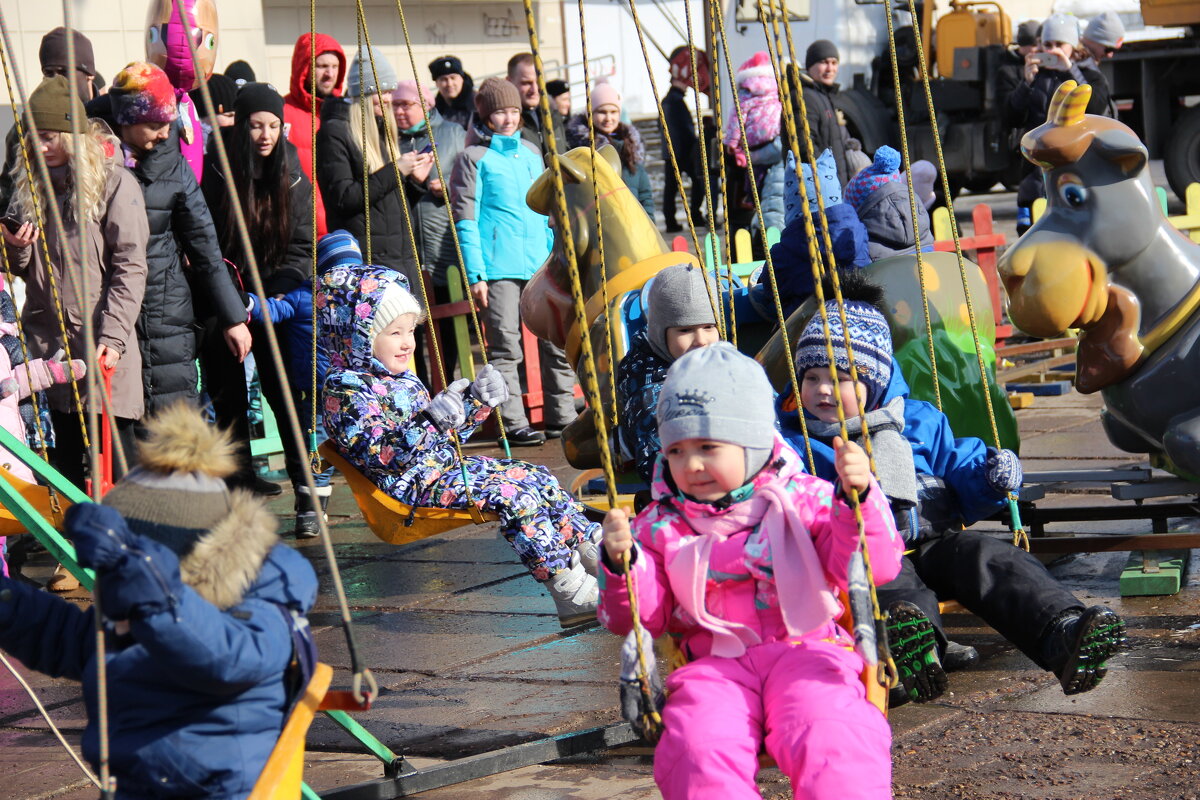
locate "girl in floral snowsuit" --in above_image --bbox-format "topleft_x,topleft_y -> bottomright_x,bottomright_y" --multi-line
318,265 -> 601,627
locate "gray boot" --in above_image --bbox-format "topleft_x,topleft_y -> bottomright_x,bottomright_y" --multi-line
574,524 -> 602,577
294,485 -> 332,539
541,552 -> 598,628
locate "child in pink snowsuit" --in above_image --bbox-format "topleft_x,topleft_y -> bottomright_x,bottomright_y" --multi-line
599,343 -> 902,800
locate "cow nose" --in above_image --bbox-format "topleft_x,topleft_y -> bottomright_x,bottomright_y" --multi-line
1000,246 -> 1034,297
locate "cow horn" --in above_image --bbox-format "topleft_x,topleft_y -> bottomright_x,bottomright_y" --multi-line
1052,81 -> 1092,127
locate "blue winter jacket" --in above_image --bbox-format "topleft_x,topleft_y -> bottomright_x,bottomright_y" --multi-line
615,332 -> 672,485
449,122 -> 553,286
764,201 -> 871,316
0,500 -> 317,799
777,360 -> 1004,534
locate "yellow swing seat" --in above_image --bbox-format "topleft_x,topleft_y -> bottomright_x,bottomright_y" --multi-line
247,662 -> 333,800
318,442 -> 499,545
0,464 -> 71,536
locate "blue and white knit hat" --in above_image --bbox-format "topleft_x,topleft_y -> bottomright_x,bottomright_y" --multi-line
793,300 -> 894,412
784,148 -> 842,227
317,230 -> 363,275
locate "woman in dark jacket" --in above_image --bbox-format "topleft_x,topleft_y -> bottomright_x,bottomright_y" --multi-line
564,82 -> 655,218
100,62 -> 251,425
316,47 -> 428,294
202,83 -> 317,507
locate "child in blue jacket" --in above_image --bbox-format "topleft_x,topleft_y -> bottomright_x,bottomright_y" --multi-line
0,404 -> 317,798
318,265 -> 602,628
777,273 -> 1125,704
247,230 -> 361,536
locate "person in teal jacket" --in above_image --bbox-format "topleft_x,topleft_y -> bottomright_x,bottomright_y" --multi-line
449,77 -> 566,446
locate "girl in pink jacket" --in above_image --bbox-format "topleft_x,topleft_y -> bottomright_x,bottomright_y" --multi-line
599,343 -> 902,800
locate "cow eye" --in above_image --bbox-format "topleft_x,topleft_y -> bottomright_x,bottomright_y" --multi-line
1060,182 -> 1088,208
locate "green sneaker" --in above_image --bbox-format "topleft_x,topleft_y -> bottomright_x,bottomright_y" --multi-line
887,601 -> 948,706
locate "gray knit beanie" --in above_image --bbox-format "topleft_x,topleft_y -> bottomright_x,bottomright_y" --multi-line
644,263 -> 718,362
656,342 -> 777,482
347,46 -> 397,98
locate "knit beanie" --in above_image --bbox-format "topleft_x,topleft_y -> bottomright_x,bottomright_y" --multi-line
368,279 -> 423,346
590,80 -> 620,111
784,149 -> 842,226
657,342 -> 777,481
794,300 -> 894,413
316,230 -> 363,274
225,60 -> 256,87
668,46 -> 710,92
909,159 -> 938,210
474,77 -> 522,119
644,263 -> 718,362
429,55 -> 464,80
393,79 -> 435,109
843,145 -> 902,211
39,27 -> 96,77
347,47 -> 397,98
234,82 -> 284,123
736,51 -> 774,86
27,76 -> 89,134
1040,13 -> 1080,47
806,40 -> 840,68
1084,11 -> 1125,49
103,404 -> 239,558
109,62 -> 178,126
845,148 -> 872,180
546,79 -> 569,98
191,73 -> 237,116
1015,19 -> 1040,47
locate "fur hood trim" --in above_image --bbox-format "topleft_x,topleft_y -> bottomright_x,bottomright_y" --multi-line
137,403 -> 238,478
179,489 -> 278,609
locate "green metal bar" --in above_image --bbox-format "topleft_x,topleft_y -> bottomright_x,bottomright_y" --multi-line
301,781 -> 322,800
322,709 -> 398,765
0,468 -> 93,590
0,425 -> 88,502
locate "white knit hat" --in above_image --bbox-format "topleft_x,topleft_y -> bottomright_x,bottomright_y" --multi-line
368,281 -> 423,345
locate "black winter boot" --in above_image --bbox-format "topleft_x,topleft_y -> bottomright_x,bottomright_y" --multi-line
294,485 -> 331,539
1040,605 -> 1126,695
887,601 -> 948,707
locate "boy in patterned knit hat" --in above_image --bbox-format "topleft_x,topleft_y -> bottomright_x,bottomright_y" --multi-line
776,271 -> 1126,705
842,145 -> 935,261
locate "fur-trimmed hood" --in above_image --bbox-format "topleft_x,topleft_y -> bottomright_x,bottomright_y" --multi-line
179,489 -> 286,609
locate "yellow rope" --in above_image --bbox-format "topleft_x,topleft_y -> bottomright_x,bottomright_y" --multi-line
389,0 -> 513,455
880,0 -> 941,412
523,0 -> 662,737
356,18 -> 371,266
705,0 -> 737,347
352,0 -> 480,508
622,0 -> 724,335
899,0 -> 1028,550
308,0 -> 321,472
0,24 -> 90,455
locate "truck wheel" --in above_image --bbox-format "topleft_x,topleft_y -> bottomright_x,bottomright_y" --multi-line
836,88 -> 891,156
1165,106 -> 1200,202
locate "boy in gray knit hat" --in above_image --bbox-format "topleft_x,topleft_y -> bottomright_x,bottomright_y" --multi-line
776,272 -> 1124,706
614,261 -> 720,484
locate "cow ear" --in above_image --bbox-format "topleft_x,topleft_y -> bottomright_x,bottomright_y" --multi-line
1091,135 -> 1148,178
526,170 -> 554,215
556,152 -> 587,184
1111,149 -> 1147,177
598,144 -> 621,172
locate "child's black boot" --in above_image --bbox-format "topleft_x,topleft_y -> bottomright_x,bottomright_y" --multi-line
887,601 -> 948,707
294,485 -> 331,539
1040,605 -> 1126,695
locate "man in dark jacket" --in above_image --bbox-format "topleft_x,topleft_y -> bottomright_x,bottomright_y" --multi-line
794,39 -> 854,188
507,52 -> 566,160
429,54 -> 476,130
98,63 -> 251,427
660,45 -> 710,232
0,405 -> 318,799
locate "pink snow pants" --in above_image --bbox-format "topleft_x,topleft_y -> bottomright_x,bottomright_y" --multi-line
654,639 -> 892,800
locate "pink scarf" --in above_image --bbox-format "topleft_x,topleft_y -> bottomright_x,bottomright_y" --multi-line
663,457 -> 841,658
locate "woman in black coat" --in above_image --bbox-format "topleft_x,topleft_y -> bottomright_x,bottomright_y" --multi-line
202,83 -> 315,500
95,65 -> 252,426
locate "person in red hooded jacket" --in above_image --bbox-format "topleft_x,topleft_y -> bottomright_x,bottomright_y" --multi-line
283,33 -> 347,237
